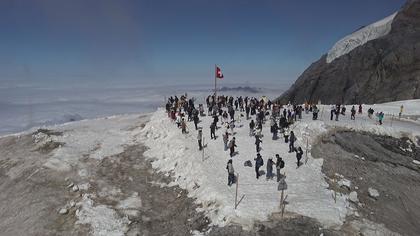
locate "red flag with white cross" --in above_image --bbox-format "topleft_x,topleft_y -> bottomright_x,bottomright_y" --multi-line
216,66 -> 224,79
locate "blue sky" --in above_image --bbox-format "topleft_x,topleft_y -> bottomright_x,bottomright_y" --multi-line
0,0 -> 405,87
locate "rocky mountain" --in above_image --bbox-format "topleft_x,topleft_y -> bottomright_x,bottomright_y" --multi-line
278,0 -> 420,104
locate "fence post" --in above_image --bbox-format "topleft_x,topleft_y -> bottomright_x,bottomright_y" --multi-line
305,128 -> 309,164
390,114 -> 394,127
202,137 -> 205,162
280,189 -> 284,209
234,173 -> 239,209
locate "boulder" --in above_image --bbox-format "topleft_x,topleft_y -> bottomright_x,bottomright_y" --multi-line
368,187 -> 380,199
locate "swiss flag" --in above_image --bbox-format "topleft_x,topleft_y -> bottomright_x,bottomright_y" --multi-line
216,66 -> 224,79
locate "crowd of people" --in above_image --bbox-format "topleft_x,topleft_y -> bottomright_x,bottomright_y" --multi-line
165,93 -> 388,187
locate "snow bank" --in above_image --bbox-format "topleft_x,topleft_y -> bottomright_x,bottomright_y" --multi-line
326,12 -> 397,63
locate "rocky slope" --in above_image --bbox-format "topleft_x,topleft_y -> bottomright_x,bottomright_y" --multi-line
278,0 -> 420,104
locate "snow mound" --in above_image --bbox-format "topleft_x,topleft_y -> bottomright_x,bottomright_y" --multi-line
76,194 -> 130,236
326,12 -> 398,63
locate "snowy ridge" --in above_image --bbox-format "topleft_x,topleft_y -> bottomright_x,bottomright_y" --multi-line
326,12 -> 398,63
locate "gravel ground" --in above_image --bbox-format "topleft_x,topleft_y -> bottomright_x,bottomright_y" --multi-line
312,130 -> 420,236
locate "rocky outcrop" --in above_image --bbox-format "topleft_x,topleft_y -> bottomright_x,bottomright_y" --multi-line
278,0 -> 420,104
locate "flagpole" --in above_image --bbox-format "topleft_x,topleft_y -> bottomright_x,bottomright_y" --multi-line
214,64 -> 217,98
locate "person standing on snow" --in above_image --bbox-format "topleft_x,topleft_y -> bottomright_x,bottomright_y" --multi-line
254,153 -> 264,179
295,147 -> 303,167
197,129 -> 203,150
266,158 -> 274,180
335,105 -> 340,121
212,115 -> 219,129
229,120 -> 235,134
249,120 -> 255,136
228,137 -> 237,157
181,118 -> 187,134
193,111 -> 199,130
272,122 -> 279,140
226,159 -> 235,186
283,127 -> 290,143
289,131 -> 296,153
330,105 -> 335,121
246,105 -> 250,120
358,104 -> 363,114
255,135 -> 262,152
378,112 -> 384,125
210,122 -> 216,139
399,105 -> 404,118
351,106 -> 356,120
312,105 -> 319,120
276,154 -> 285,182
222,131 -> 229,151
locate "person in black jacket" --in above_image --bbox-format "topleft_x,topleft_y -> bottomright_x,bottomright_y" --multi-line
255,135 -> 262,152
229,137 -> 237,157
246,105 -> 250,120
275,154 -> 285,182
254,153 -> 264,179
289,131 -> 296,153
210,122 -> 216,139
295,147 -> 303,167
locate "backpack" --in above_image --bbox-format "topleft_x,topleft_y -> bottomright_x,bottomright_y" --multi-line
244,160 -> 252,167
257,158 -> 264,167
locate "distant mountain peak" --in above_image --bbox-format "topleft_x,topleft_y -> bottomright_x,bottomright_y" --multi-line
278,0 -> 420,104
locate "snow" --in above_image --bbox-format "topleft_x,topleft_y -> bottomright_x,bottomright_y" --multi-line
349,192 -> 359,203
117,192 -> 143,217
338,179 -> 352,189
140,98 -> 420,230
76,194 -> 130,236
368,188 -> 380,199
41,114 -> 147,172
326,12 -> 398,63
141,109 -> 349,228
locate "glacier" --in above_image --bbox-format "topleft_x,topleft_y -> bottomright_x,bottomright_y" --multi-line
326,12 -> 398,63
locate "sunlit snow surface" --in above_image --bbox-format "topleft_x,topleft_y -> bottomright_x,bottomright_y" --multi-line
326,12 -> 398,63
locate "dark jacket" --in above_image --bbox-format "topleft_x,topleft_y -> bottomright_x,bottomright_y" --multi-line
255,156 -> 264,168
